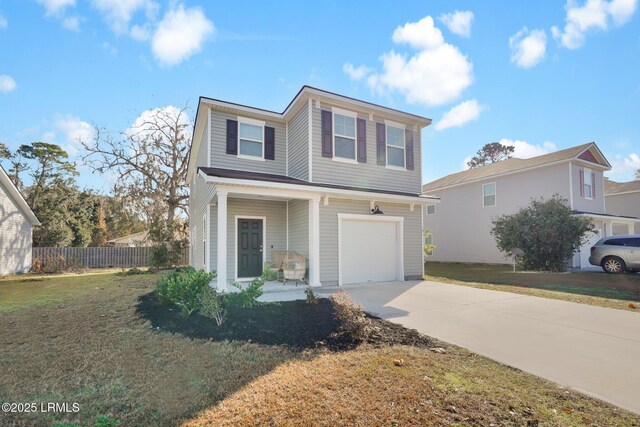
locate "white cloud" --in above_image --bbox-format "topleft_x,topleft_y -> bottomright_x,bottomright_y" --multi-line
61,15 -> 80,31
36,0 -> 75,16
0,12 -> 8,29
0,75 -> 17,92
151,4 -> 215,66
101,41 -> 118,56
509,27 -> 547,68
552,0 -> 638,49
91,0 -> 158,33
499,138 -> 558,158
343,63 -> 371,80
607,152 -> 640,181
54,114 -> 94,155
435,99 -> 484,131
364,15 -> 473,107
439,10 -> 474,37
130,23 -> 151,41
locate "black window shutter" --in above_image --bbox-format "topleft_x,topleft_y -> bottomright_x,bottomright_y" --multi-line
321,110 -> 333,158
226,119 -> 238,155
376,122 -> 386,165
405,128 -> 414,170
357,118 -> 367,163
265,126 -> 275,160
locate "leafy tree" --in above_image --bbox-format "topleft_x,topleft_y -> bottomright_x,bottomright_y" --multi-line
467,142 -> 515,169
491,195 -> 595,272
0,142 -> 29,190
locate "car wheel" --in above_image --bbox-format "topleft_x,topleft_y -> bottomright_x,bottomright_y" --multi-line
602,257 -> 626,274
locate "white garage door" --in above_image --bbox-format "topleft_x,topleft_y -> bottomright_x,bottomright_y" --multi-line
579,228 -> 601,269
340,218 -> 401,285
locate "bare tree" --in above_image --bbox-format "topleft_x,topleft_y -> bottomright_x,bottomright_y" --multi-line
81,106 -> 191,245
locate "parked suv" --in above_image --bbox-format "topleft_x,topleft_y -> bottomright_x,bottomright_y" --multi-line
589,235 -> 640,273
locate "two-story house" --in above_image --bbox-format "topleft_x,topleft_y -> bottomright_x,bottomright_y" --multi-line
605,178 -> 640,223
422,142 -> 640,269
187,86 -> 436,290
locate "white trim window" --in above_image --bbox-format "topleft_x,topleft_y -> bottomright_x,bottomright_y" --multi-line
583,168 -> 593,199
238,118 -> 264,160
333,109 -> 357,162
483,183 -> 496,207
386,122 -> 405,169
426,204 -> 436,215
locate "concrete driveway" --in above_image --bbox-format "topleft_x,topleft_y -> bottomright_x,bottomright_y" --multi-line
317,280 -> 640,414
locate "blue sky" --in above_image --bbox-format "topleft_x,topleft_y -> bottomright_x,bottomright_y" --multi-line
0,0 -> 639,192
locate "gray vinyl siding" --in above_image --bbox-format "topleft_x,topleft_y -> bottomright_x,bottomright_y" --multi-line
210,110 -> 286,175
606,192 -> 640,218
287,104 -> 309,181
319,198 -> 423,285
287,200 -> 308,258
0,183 -> 32,275
189,118 -> 212,267
209,198 -> 287,280
311,101 -> 422,194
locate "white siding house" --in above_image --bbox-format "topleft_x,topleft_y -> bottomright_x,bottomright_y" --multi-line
0,166 -> 40,275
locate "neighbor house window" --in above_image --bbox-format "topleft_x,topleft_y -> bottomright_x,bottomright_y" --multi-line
424,233 -> 434,256
386,123 -> 405,168
583,168 -> 593,199
238,119 -> 264,159
483,183 -> 496,207
333,111 -> 356,161
426,204 -> 436,215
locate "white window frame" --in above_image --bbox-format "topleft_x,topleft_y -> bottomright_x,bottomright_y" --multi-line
385,120 -> 406,171
583,168 -> 593,200
483,182 -> 497,207
332,107 -> 358,164
426,204 -> 436,215
237,116 -> 265,161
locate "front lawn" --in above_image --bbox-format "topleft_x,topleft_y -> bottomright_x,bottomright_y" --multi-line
425,261 -> 640,310
1,272 -> 638,426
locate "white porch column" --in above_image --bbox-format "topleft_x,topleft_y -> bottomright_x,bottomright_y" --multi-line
308,196 -> 321,287
216,190 -> 228,292
629,223 -> 635,234
605,221 -> 613,237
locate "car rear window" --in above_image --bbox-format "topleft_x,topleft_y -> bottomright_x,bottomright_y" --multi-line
604,238 -> 632,246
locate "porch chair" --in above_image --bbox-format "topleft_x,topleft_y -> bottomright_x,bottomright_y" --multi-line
282,251 -> 307,286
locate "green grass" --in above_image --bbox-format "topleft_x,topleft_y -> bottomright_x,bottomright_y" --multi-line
2,271 -> 638,426
425,261 -> 640,310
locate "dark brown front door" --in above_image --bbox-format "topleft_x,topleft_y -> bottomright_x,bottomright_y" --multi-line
237,218 -> 263,277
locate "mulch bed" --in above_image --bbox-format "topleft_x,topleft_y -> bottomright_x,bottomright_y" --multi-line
136,292 -> 436,352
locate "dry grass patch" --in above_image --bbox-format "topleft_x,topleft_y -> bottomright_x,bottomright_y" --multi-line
182,346 -> 640,427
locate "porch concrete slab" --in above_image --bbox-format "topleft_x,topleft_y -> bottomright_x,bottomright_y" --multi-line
326,280 -> 640,414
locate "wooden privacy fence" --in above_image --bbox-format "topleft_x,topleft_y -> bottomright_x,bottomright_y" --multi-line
32,247 -> 189,268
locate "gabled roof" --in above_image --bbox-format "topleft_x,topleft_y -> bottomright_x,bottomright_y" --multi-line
604,178 -> 640,195
0,165 -> 40,225
423,142 -> 610,193
187,85 -> 432,181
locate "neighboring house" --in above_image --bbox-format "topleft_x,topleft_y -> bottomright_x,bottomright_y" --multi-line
187,86 -> 437,290
422,143 -> 640,268
107,231 -> 150,247
0,166 -> 40,275
605,178 -> 640,232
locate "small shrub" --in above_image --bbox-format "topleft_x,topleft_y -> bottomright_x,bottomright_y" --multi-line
200,286 -> 226,326
261,262 -> 279,281
305,287 -> 319,304
149,245 -> 170,268
94,415 -> 119,427
32,254 -> 70,274
115,267 -> 147,276
175,266 -> 196,274
155,269 -> 214,316
329,290 -> 371,340
226,278 -> 264,308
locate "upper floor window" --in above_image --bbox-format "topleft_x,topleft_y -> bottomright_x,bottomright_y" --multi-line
333,110 -> 357,162
386,123 -> 405,169
582,168 -> 594,199
483,183 -> 496,207
426,204 -> 436,215
238,118 -> 264,159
